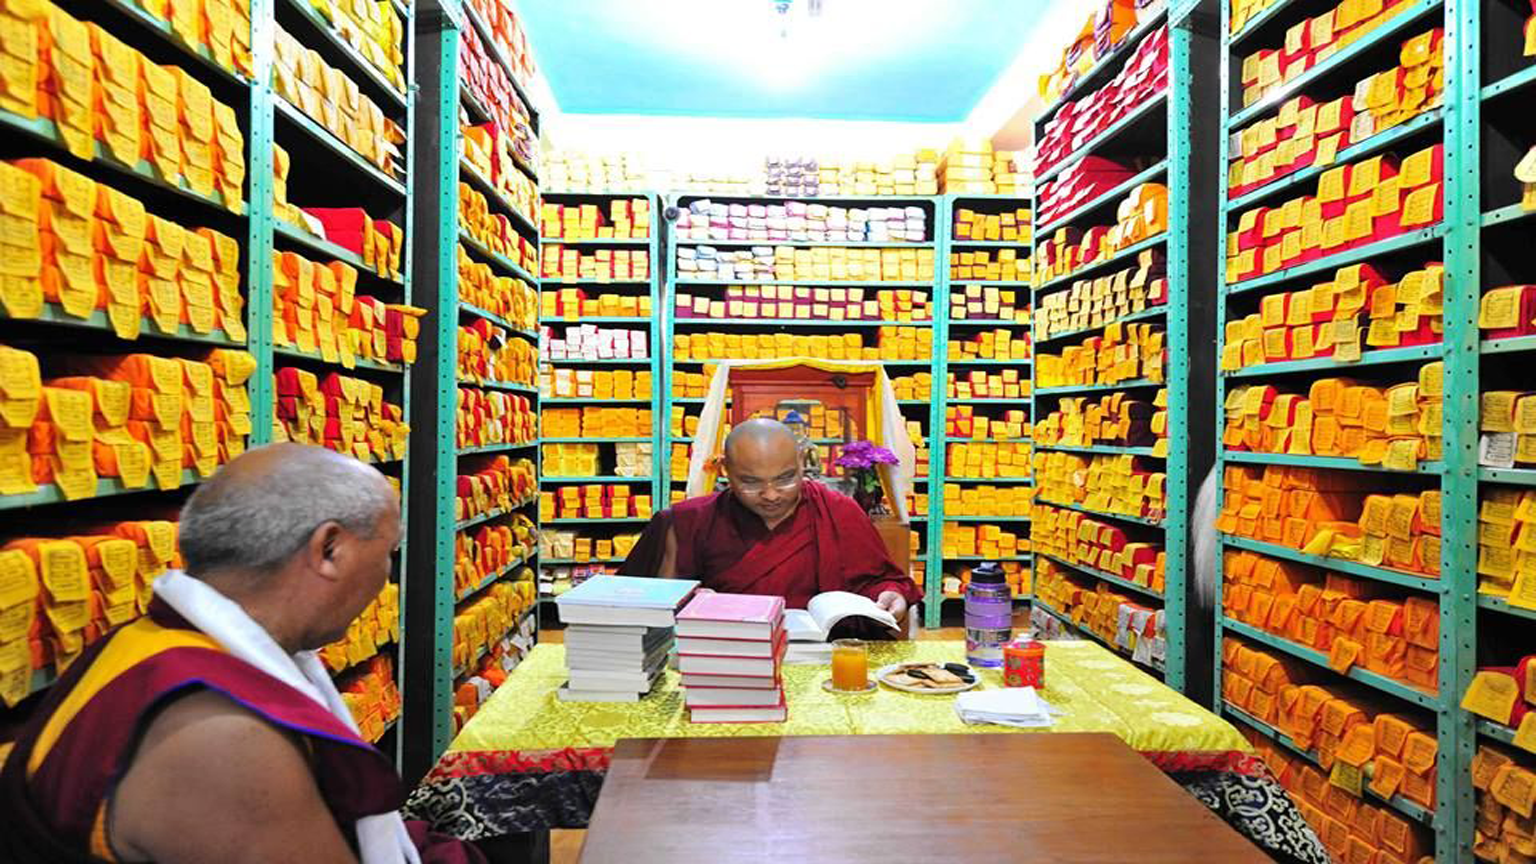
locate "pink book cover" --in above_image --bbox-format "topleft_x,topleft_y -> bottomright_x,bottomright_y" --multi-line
676,630 -> 787,660
676,593 -> 785,627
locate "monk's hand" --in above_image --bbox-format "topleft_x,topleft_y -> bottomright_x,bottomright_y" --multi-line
875,591 -> 908,629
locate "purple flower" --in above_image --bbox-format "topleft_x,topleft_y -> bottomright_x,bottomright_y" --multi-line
835,440 -> 899,471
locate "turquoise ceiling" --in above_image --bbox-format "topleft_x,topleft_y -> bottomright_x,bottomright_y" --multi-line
517,1 -> 1049,122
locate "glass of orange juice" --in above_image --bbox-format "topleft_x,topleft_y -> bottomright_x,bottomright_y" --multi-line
830,638 -> 869,692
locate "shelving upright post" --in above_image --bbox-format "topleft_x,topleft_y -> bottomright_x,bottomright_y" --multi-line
404,0 -> 542,782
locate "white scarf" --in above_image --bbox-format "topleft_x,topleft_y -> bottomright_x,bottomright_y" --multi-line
153,570 -> 421,864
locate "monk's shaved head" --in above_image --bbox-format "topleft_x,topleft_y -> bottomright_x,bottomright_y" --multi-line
723,418 -> 798,464
722,418 -> 804,527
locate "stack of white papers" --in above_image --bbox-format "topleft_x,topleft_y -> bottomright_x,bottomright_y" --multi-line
954,687 -> 1058,729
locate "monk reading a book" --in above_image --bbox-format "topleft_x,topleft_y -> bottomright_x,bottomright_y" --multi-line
1,444 -> 481,864
622,418 -> 921,629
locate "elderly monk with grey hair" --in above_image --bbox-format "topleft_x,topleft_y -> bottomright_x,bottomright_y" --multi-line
0,444 -> 483,864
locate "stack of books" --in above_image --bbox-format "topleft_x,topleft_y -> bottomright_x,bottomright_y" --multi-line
676,593 -> 789,723
553,575 -> 699,702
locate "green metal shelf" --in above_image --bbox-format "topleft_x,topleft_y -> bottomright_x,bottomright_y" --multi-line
1225,109 -> 1445,213
1223,342 -> 1446,377
1222,450 -> 1445,475
1038,552 -> 1164,601
1480,467 -> 1536,486
26,667 -> 57,701
1222,703 -> 1435,824
0,304 -> 246,347
1035,91 -> 1170,186
946,357 -> 1031,366
1479,203 -> 1536,228
1037,497 -> 1165,529
1035,378 -> 1163,397
98,0 -> 253,88
1220,535 -> 1445,593
674,278 -> 935,288
542,557 -> 626,565
1481,335 -> 1536,355
274,98 -> 406,196
1226,0 -> 1291,45
672,318 -> 934,328
541,475 -> 653,483
542,237 -> 653,247
1225,225 -> 1448,296
948,318 -> 1031,326
472,380 -> 539,394
1035,442 -> 1158,457
1034,233 -> 1170,293
0,470 -> 201,512
278,0 -> 405,110
1476,720 -> 1517,745
545,357 -> 652,365
1483,63 -> 1536,100
1222,618 -> 1440,709
948,279 -> 1033,287
458,442 -> 539,456
542,317 -> 649,325
0,108 -> 242,214
458,157 -> 539,238
544,516 -> 650,525
1035,305 -> 1168,345
274,220 -> 403,286
538,437 -> 650,444
458,231 -> 539,284
1037,160 -> 1170,236
947,238 -> 1034,247
940,476 -> 1035,484
944,554 -> 1034,562
273,345 -> 406,374
453,606 -> 538,680
1476,594 -> 1536,621
942,514 -> 1032,522
542,397 -> 650,404
942,397 -> 1030,405
672,238 -> 935,249
674,358 -> 931,367
1226,0 -> 1443,130
455,499 -> 537,533
943,437 -> 1032,444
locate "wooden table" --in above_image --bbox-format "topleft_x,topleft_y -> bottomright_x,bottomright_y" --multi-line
578,733 -> 1270,863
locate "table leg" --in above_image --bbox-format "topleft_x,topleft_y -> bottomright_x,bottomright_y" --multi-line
475,829 -> 550,864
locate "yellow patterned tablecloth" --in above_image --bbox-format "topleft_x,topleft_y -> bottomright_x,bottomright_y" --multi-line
447,640 -> 1249,756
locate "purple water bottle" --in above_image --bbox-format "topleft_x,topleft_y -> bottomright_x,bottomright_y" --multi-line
964,561 -> 1012,668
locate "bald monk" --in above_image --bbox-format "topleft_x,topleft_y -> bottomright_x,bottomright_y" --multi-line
627,418 -> 922,627
1,444 -> 481,864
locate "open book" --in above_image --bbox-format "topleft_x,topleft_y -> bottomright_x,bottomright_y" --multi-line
784,591 -> 899,642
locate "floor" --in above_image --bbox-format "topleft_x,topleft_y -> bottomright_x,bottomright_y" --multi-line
536,615 -> 1021,863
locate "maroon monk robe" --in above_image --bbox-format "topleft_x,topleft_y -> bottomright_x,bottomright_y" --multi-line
0,600 -> 484,864
667,480 -> 922,611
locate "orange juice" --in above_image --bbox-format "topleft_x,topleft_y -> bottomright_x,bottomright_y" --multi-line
830,639 -> 868,691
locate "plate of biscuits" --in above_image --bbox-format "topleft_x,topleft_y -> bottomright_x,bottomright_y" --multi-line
875,662 -> 980,694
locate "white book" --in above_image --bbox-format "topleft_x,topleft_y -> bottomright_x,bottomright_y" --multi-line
674,633 -> 782,658
566,668 -> 663,692
564,627 -> 673,654
784,643 -> 834,665
679,672 -> 781,690
554,576 -> 700,628
565,642 -> 672,673
677,650 -> 781,678
683,686 -> 787,708
556,684 -> 643,704
689,702 -> 788,724
783,591 -> 898,642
